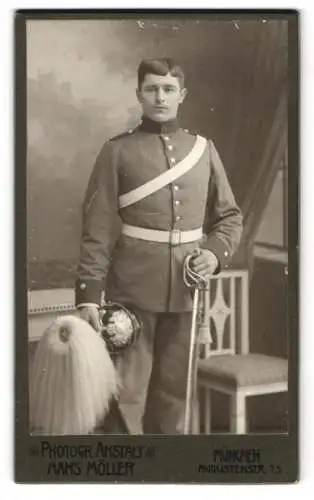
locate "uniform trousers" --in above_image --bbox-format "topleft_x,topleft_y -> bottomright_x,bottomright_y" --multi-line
105,308 -> 193,434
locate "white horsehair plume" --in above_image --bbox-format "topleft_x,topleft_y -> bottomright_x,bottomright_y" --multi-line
30,314 -> 119,435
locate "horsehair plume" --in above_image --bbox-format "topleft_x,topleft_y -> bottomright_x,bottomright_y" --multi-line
30,314 -> 119,435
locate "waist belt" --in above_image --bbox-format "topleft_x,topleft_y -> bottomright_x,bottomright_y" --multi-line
122,224 -> 203,246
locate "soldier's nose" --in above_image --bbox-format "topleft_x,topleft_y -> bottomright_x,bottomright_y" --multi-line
156,88 -> 165,103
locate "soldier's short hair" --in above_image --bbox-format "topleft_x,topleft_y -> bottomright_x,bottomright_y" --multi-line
137,58 -> 185,88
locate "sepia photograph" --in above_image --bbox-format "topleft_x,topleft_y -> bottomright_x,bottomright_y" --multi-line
25,15 -> 290,439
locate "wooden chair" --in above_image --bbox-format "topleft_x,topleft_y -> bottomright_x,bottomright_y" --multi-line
197,269 -> 288,434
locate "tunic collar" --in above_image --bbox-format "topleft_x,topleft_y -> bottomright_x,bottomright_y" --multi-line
139,116 -> 180,134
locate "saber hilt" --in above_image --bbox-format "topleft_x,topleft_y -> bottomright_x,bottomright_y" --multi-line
183,250 -> 212,345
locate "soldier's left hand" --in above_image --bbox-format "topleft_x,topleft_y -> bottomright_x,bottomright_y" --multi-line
191,249 -> 219,279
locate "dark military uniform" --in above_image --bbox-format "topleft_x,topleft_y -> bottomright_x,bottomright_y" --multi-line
75,116 -> 243,434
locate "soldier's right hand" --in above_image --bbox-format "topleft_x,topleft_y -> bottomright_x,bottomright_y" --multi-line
76,306 -> 101,332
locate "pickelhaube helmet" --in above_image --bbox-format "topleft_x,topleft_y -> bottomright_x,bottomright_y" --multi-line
100,301 -> 141,354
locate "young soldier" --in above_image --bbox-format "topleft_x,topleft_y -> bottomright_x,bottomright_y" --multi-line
75,58 -> 243,434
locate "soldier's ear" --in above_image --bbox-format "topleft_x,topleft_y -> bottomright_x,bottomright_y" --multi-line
179,87 -> 188,103
136,88 -> 143,103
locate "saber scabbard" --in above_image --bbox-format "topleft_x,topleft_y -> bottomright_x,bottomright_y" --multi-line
184,287 -> 200,435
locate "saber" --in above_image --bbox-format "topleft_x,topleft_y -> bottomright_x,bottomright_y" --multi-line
183,250 -> 212,435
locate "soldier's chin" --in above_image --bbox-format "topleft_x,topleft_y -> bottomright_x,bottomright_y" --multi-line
150,111 -> 170,122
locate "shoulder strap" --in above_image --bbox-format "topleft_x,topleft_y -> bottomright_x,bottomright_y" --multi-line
118,135 -> 207,209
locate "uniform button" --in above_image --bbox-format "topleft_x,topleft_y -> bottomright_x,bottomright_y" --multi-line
224,251 -> 228,257
163,136 -> 170,141
167,144 -> 174,151
170,158 -> 176,164
173,185 -> 179,191
175,215 -> 181,221
80,282 -> 86,290
174,200 -> 181,206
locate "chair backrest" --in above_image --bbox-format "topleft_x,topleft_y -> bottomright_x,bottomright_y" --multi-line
204,269 -> 249,357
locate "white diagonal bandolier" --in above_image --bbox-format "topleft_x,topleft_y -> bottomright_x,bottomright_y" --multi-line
118,135 -> 207,209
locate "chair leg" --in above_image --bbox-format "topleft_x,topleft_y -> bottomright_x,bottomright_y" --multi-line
204,389 -> 211,434
192,389 -> 200,434
230,392 -> 247,434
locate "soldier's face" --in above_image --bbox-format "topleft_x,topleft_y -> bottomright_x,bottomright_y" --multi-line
137,73 -> 187,122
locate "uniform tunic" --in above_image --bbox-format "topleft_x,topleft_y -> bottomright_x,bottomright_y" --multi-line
75,117 -> 243,311
75,116 -> 243,434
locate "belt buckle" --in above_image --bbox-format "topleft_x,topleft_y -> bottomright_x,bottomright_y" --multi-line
170,229 -> 181,246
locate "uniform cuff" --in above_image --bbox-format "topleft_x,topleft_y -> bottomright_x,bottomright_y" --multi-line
75,279 -> 103,306
201,235 -> 231,274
